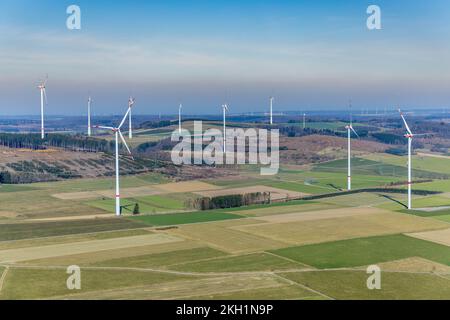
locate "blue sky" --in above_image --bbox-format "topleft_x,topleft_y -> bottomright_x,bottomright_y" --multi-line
0,0 -> 449,115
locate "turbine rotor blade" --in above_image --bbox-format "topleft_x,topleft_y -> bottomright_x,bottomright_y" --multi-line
413,133 -> 433,137
398,109 -> 413,135
43,88 -> 48,105
118,107 -> 131,129
93,125 -> 114,130
118,130 -> 133,158
350,126 -> 359,138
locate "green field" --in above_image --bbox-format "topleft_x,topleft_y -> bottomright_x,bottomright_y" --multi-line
378,195 -> 450,211
87,194 -> 186,214
435,214 -> 450,223
91,247 -> 227,268
0,185 -> 36,193
363,153 -> 450,176
313,158 -> 446,179
0,218 -> 147,241
0,268 -> 192,300
272,234 -> 450,268
129,211 -> 243,226
171,252 -> 306,273
281,270 -> 450,300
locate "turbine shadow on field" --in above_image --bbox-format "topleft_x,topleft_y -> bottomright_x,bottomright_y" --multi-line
378,194 -> 407,209
327,183 -> 343,191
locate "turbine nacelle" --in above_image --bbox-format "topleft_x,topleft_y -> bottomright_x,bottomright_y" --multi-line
345,125 -> 359,138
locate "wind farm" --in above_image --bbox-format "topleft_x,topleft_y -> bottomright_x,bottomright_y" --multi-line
0,106 -> 450,300
0,1 -> 450,302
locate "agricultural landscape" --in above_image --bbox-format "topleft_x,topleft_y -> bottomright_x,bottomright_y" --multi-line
1,112 -> 450,300
2,1 -> 450,304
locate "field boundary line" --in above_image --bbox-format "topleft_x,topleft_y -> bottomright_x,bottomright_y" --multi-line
272,273 -> 334,300
0,266 -> 10,293
164,251 -> 259,268
44,275 -> 282,300
264,251 -> 314,269
6,263 -> 450,278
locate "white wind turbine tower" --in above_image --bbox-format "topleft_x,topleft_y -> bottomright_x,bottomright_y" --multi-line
93,106 -> 133,216
178,103 -> 183,134
37,76 -> 48,139
269,97 -> 274,125
222,104 -> 229,153
87,96 -> 92,137
399,109 -> 415,210
128,97 -> 135,139
345,105 -> 359,191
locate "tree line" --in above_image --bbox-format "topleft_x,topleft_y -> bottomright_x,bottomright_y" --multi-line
0,133 -> 115,152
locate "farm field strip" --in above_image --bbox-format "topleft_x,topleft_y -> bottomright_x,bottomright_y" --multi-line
230,202 -> 343,217
376,257 -> 450,273
20,240 -> 205,266
253,207 -> 382,224
408,228 -> 450,247
167,221 -> 289,254
0,229 -> 152,251
280,270 -> 450,300
271,234 -> 450,269
44,274 -> 287,300
0,234 -> 183,263
52,185 -> 163,200
233,211 -> 449,246
0,218 -> 148,241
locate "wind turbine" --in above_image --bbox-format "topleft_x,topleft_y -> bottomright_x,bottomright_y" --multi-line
178,103 -> 183,134
399,109 -> 414,210
87,96 -> 92,137
92,106 -> 133,216
269,97 -> 274,125
222,104 -> 229,153
37,76 -> 48,139
345,104 -> 359,191
128,97 -> 135,139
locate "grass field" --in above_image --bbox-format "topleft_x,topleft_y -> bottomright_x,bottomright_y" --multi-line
0,218 -> 149,241
313,158 -> 445,179
0,268 -> 192,300
363,153 -> 450,176
87,194 -> 187,214
191,284 -> 326,300
91,247 -> 227,268
281,270 -> 450,300
234,211 -> 447,246
171,252 -> 307,273
0,229 -> 152,251
130,211 -> 243,226
272,234 -> 450,268
0,185 -> 36,193
207,170 -> 403,193
168,219 -> 287,253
